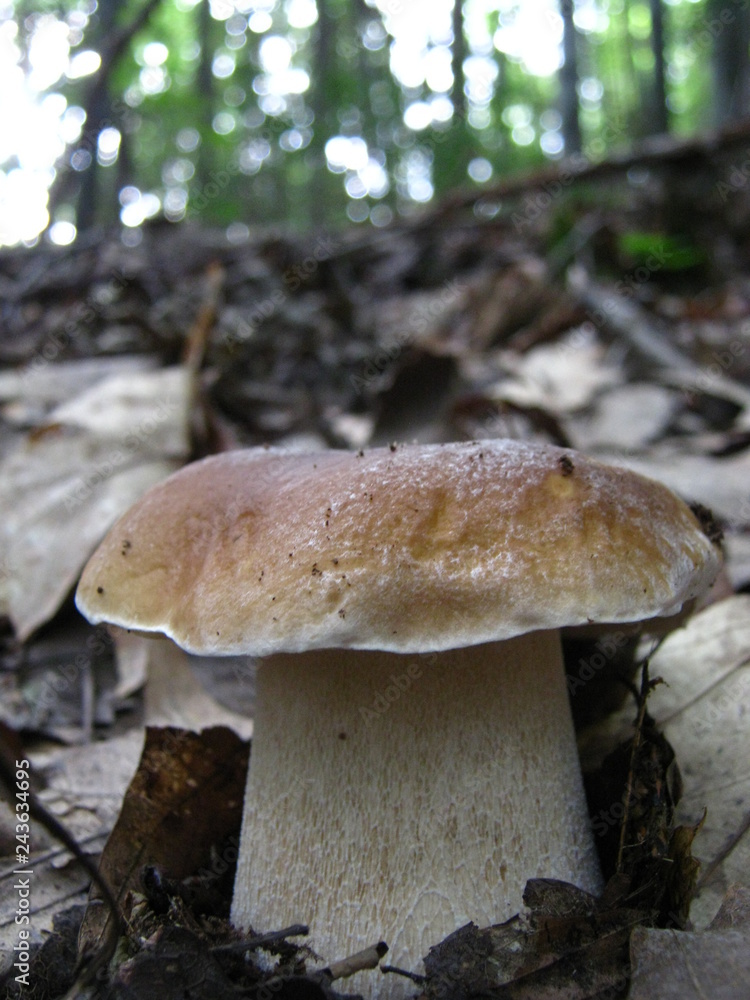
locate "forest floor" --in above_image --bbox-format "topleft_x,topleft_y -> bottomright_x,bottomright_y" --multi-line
1,131 -> 750,998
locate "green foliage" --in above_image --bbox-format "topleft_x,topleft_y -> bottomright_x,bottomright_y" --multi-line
618,231 -> 707,271
0,0 -> 744,241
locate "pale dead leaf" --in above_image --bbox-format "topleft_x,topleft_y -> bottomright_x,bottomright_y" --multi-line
0,854 -> 89,968
568,383 -> 676,452
723,532 -> 750,591
629,925 -> 750,998
0,731 -> 144,966
588,597 -> 750,929
641,596 -> 750,723
646,597 -> 750,927
596,446 -> 750,525
0,366 -> 193,641
491,327 -> 621,413
0,357 -> 157,425
32,730 -> 146,853
628,922 -> 750,999
134,635 -> 253,739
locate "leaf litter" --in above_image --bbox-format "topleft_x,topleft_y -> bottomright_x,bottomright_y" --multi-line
2,151 -> 750,997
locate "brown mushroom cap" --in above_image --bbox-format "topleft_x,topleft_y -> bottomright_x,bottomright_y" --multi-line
75,439 -> 721,656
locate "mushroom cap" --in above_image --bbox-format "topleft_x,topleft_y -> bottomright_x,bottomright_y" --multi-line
75,440 -> 721,656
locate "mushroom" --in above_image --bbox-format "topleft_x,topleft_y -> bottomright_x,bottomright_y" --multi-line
75,440 -> 721,998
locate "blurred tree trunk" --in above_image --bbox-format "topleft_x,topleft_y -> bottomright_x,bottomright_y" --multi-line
309,0 -> 339,225
709,0 -> 750,124
559,0 -> 582,154
451,0 -> 466,123
46,0 -> 163,234
432,0 -> 469,196
58,0 -> 118,232
195,0 -> 215,198
648,0 -> 668,134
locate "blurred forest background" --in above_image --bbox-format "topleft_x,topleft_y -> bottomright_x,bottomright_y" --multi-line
3,6 -> 750,993
2,0 -> 750,245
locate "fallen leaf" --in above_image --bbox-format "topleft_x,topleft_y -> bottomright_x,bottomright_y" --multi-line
0,357 -> 157,425
585,597 -> 750,929
78,726 -> 249,959
0,366 -> 193,641
568,383 -> 676,452
417,879 -> 647,1000
627,885 -> 750,999
0,731 -> 144,966
135,633 -> 254,738
490,327 -> 621,413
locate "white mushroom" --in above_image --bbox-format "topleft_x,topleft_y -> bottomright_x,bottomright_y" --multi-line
76,440 -> 721,998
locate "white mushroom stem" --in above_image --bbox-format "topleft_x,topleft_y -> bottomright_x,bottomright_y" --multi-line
231,631 -> 601,999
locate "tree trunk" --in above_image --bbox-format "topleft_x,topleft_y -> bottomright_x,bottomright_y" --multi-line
648,0 -> 668,134
308,0 -> 338,225
451,0 -> 466,123
195,0 -> 215,200
709,0 -> 750,124
432,1 -> 470,197
559,0 -> 582,154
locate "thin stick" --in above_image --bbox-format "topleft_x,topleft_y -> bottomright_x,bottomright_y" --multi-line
211,923 -> 309,953
321,941 -> 389,981
616,662 -> 652,873
0,741 -> 123,990
380,964 -> 426,984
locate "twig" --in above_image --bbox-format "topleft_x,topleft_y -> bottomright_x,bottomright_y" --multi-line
321,941 -> 388,981
380,964 -> 426,984
210,923 -> 309,954
428,116 -> 750,222
182,260 -> 225,371
0,740 -> 123,990
567,265 -> 703,372
616,661 -> 655,873
567,266 -> 750,410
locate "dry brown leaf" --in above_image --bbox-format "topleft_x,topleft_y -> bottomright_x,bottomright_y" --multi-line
586,597 -> 750,929
417,879 -> 646,1000
78,726 -> 249,958
490,327 -> 620,414
0,366 -> 193,641
135,634 -> 253,738
568,383 -> 676,452
627,887 -> 750,1000
0,732 -> 143,968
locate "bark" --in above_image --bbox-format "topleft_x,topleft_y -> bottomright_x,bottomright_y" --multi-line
559,0 -> 582,154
